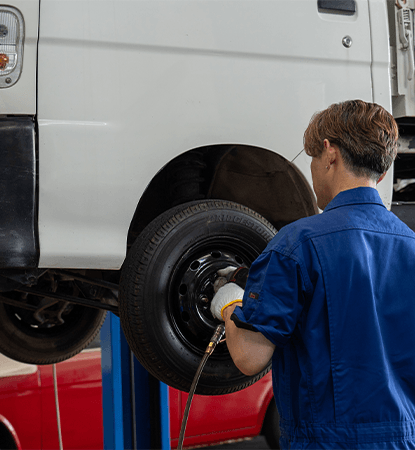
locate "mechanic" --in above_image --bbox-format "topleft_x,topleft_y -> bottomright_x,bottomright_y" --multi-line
211,100 -> 415,449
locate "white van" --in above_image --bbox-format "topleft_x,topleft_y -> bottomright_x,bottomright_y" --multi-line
0,0 -> 413,395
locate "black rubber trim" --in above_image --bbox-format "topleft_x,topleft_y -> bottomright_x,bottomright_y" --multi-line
231,312 -> 257,332
318,0 -> 356,15
0,117 -> 38,268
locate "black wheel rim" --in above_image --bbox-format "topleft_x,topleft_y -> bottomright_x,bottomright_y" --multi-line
167,235 -> 260,358
3,300 -> 85,338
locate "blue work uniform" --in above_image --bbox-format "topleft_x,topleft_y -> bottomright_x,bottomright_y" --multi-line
232,187 -> 415,449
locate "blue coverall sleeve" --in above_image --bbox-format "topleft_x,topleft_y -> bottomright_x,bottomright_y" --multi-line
231,250 -> 307,347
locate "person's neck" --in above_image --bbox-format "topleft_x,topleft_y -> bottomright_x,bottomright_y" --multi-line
336,176 -> 377,194
329,170 -> 377,204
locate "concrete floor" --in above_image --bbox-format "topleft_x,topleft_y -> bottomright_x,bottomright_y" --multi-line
206,435 -> 272,449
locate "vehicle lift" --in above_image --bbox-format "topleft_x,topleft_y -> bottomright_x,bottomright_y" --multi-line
100,313 -> 171,450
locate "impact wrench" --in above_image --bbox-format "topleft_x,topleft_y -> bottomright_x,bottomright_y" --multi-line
177,323 -> 226,450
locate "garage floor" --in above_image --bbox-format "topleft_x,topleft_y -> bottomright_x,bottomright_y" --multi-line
208,435 -> 270,449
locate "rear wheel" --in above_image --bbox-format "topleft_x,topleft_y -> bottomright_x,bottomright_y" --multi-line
0,274 -> 107,364
119,200 -> 277,395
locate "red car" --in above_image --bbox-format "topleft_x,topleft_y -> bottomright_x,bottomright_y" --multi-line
0,345 -> 279,450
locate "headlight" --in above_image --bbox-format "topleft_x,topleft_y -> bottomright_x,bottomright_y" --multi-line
0,6 -> 24,88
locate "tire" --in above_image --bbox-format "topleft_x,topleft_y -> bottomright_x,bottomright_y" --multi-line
0,294 -> 107,364
119,200 -> 277,395
263,399 -> 281,449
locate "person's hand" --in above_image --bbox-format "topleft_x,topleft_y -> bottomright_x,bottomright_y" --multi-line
213,266 -> 249,293
218,266 -> 238,278
210,283 -> 244,321
213,266 -> 249,292
213,266 -> 238,293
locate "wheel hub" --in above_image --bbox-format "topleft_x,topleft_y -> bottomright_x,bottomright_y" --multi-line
173,248 -> 245,344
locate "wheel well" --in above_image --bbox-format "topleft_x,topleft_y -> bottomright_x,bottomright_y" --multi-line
127,144 -> 317,248
0,419 -> 19,450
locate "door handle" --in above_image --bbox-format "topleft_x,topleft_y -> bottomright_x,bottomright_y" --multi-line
317,0 -> 356,15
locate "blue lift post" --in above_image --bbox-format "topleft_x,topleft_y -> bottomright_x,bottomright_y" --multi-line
101,313 -> 171,450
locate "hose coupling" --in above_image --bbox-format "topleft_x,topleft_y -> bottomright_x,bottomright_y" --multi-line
205,324 -> 225,355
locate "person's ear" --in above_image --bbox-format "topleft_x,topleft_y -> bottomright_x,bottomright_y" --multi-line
323,139 -> 337,168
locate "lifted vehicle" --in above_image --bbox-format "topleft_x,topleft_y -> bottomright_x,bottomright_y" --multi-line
0,0 -> 412,394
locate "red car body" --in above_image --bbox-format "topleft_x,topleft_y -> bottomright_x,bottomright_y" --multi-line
0,349 -> 274,449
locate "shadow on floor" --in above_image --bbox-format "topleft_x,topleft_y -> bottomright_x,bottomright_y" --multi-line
203,435 -> 271,449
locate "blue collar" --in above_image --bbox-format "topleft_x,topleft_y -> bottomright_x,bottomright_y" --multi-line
324,187 -> 386,213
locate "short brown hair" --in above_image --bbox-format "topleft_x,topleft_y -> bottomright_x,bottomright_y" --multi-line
303,100 -> 398,180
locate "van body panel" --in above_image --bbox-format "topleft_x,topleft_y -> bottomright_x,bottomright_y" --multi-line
37,0 -> 377,268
